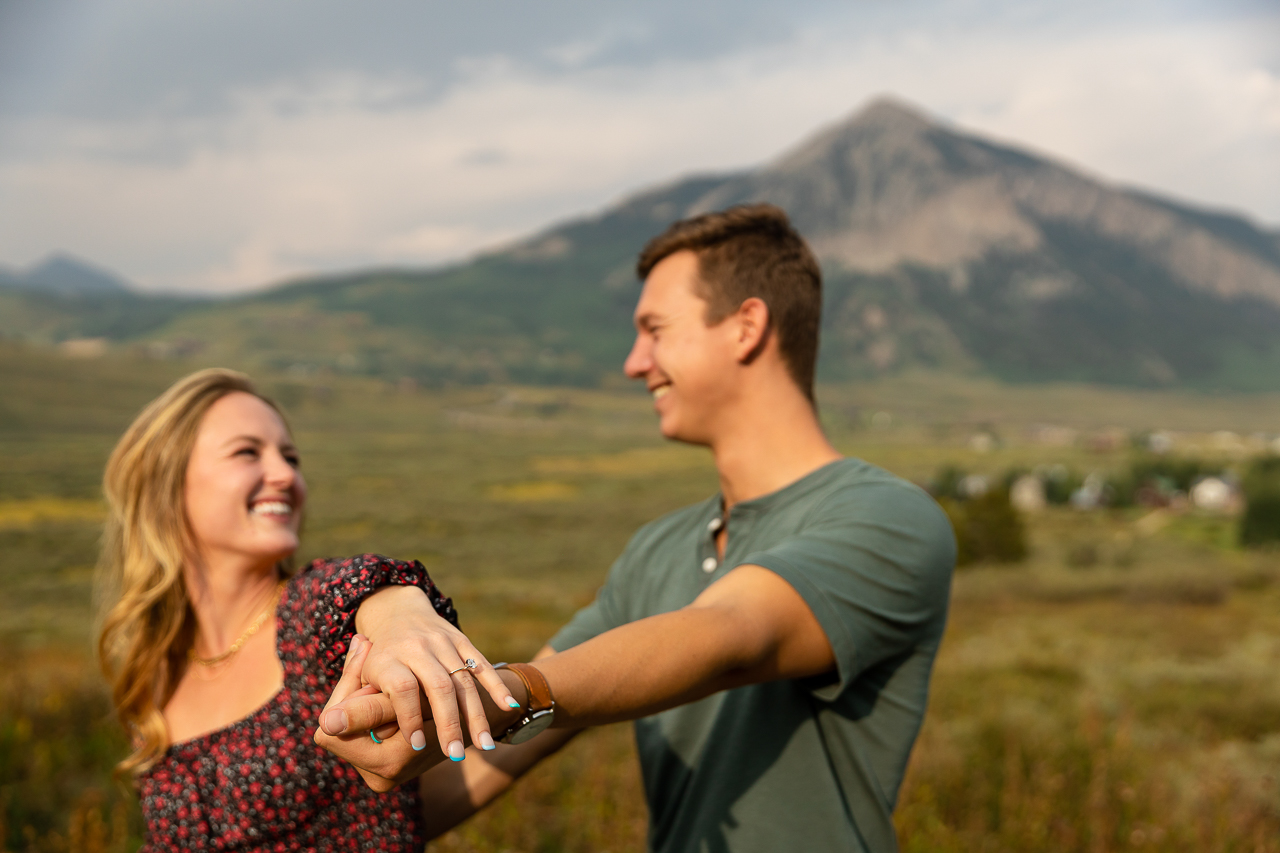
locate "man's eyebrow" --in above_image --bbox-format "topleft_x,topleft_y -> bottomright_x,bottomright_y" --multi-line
634,311 -> 659,329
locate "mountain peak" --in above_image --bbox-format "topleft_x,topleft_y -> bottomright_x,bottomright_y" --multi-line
843,95 -> 935,133
0,253 -> 133,295
769,95 -> 937,173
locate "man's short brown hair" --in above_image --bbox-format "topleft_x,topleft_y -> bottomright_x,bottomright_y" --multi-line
637,203 -> 823,400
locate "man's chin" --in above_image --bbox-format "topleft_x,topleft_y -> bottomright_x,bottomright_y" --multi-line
657,417 -> 709,447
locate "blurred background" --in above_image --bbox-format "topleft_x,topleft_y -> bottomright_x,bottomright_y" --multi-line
2,1 -> 1279,850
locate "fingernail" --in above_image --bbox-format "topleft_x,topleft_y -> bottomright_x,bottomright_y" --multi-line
477,731 -> 496,751
410,730 -> 427,751
447,740 -> 465,761
348,635 -> 364,656
505,696 -> 521,709
322,709 -> 347,735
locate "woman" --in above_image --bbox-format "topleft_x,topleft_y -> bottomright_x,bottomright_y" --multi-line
96,368 -> 514,851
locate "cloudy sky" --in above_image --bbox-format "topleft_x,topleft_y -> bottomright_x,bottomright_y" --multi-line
1,0 -> 1277,293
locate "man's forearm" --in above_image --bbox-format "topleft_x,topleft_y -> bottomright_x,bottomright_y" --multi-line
537,565 -> 834,728
539,605 -> 773,727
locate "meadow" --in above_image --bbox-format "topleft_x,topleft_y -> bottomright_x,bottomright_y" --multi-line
1,342 -> 1278,852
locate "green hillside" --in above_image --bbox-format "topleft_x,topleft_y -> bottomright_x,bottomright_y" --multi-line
5,99 -> 1280,391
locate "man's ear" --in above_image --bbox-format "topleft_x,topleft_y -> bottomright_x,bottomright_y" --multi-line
734,297 -> 771,365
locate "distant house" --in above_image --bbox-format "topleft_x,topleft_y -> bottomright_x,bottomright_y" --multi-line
1190,477 -> 1236,513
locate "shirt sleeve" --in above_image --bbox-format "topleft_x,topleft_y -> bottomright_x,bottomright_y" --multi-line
741,480 -> 956,702
298,554 -> 459,682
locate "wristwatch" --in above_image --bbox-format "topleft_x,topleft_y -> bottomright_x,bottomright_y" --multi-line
494,662 -> 556,745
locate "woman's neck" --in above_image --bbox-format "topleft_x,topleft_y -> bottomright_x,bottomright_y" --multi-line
183,551 -> 282,656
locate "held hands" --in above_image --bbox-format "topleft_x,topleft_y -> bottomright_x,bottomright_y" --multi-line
312,586 -> 526,787
314,635 -> 435,790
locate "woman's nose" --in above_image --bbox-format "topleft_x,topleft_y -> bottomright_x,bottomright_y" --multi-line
263,449 -> 297,486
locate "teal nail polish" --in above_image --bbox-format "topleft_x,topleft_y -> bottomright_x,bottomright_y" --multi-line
369,731 -> 383,744
449,754 -> 465,762
506,699 -> 521,709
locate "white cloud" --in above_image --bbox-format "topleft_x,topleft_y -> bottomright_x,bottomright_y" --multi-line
0,5 -> 1276,293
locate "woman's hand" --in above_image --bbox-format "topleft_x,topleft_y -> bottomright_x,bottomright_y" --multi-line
314,633 -> 441,790
334,585 -> 518,760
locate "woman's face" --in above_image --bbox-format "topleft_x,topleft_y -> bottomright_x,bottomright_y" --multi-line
184,392 -> 306,569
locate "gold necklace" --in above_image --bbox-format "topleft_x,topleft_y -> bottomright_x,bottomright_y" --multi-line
189,580 -> 286,667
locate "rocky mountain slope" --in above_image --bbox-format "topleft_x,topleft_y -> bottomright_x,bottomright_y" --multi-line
6,97 -> 1280,389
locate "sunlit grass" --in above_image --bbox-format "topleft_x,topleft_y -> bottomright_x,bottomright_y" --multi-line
0,498 -> 105,529
3,345 -> 1279,851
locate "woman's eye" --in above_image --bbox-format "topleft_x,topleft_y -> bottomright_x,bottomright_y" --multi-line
235,447 -> 259,458
285,454 -> 301,468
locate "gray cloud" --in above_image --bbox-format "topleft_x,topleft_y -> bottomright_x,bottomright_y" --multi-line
0,0 -> 1276,293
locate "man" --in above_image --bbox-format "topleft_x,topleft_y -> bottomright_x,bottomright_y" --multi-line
318,204 -> 955,852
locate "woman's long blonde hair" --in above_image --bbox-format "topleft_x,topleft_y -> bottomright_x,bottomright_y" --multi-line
96,368 -> 291,776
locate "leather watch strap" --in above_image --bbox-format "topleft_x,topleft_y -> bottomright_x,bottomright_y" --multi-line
500,662 -> 555,713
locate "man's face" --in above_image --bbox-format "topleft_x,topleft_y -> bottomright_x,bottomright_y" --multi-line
624,250 -> 741,444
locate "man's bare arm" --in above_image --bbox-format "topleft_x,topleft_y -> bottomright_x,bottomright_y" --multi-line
321,565 -> 835,780
537,564 -> 835,727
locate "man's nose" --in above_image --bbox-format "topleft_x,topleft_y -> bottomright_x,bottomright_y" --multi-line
623,334 -> 651,379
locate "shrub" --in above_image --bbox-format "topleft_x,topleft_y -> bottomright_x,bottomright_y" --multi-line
1240,457 -> 1280,547
942,488 -> 1028,566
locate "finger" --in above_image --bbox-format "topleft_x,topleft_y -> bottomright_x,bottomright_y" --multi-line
380,660 -> 434,753
455,668 -> 496,751
408,636 -> 469,760
372,720 -> 400,741
318,635 -> 372,735
432,641 -> 495,750
324,684 -> 400,740
325,689 -> 397,734
331,634 -> 371,703
453,642 -> 520,711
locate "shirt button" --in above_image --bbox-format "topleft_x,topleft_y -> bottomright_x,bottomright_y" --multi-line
708,517 -> 723,532
701,557 -> 718,573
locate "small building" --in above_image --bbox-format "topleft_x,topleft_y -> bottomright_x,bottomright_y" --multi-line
1010,475 -> 1046,513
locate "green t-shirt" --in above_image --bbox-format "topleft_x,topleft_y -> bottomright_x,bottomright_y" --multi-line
549,458 -> 956,853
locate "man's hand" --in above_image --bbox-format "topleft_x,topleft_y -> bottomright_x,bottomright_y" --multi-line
334,585 -> 519,760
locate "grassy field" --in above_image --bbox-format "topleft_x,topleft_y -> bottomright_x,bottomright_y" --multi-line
2,342 -> 1279,852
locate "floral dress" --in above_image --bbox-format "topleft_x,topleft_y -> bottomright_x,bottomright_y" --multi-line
138,554 -> 457,852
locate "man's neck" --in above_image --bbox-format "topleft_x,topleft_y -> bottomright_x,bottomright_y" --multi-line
709,383 -> 841,510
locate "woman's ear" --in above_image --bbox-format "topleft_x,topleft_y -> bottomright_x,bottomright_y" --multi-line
734,297 -> 771,364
